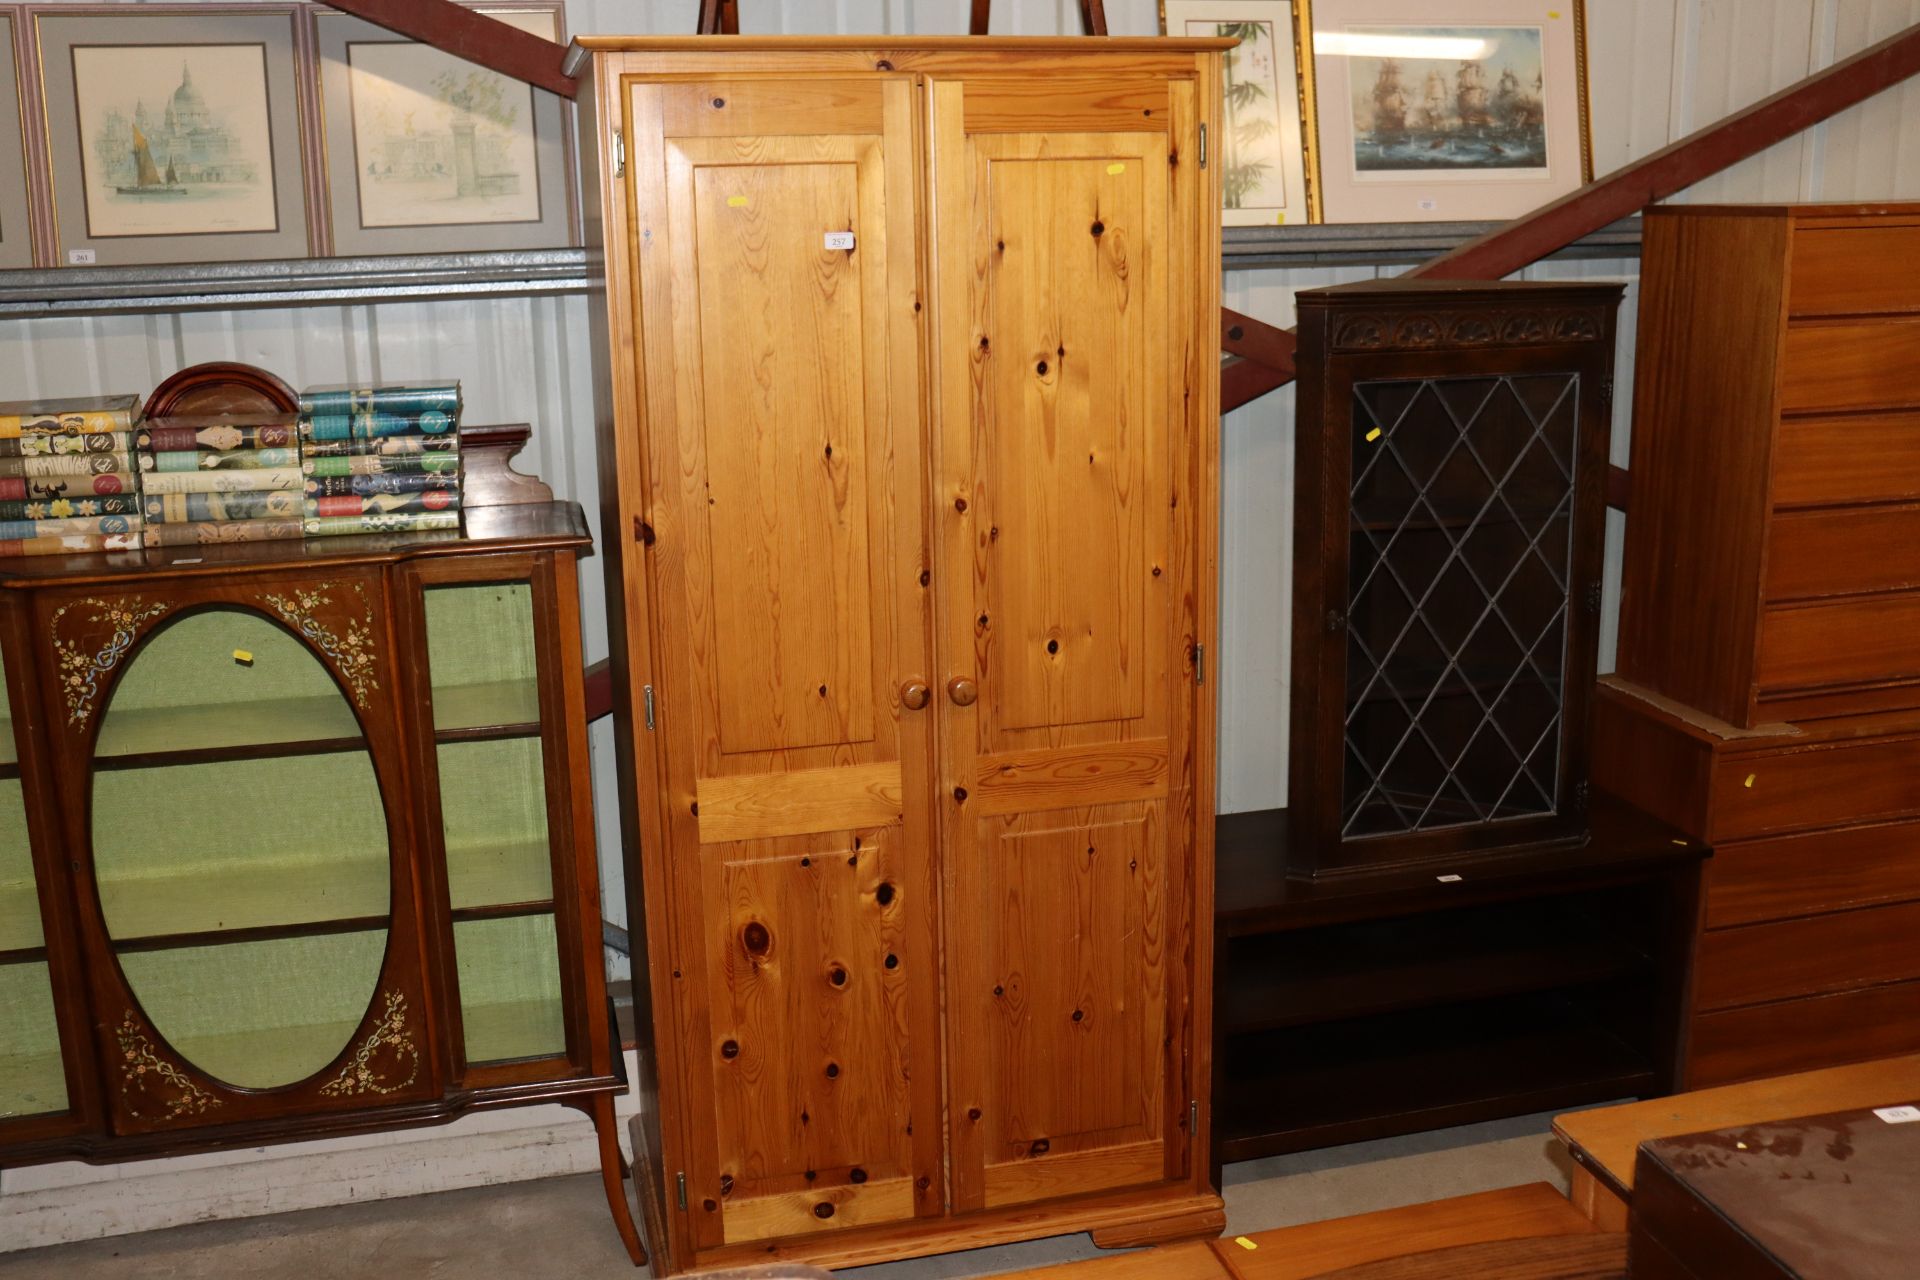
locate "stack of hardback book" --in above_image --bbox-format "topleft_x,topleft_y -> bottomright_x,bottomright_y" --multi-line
298,382 -> 462,538
136,414 -> 305,548
0,395 -> 144,557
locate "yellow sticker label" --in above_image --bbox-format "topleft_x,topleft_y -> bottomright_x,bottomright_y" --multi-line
1365,427 -> 1383,442
727,195 -> 750,207
1277,212 -> 1287,225
1107,163 -> 1126,175
1549,9 -> 1562,17
233,650 -> 254,664
1744,773 -> 1756,788
1235,1236 -> 1259,1251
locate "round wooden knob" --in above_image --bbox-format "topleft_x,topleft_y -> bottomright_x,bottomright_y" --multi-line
946,677 -> 978,707
900,680 -> 930,711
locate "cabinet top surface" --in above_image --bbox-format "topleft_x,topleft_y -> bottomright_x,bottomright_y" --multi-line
1647,200 -> 1920,220
0,501 -> 590,589
570,35 -> 1237,56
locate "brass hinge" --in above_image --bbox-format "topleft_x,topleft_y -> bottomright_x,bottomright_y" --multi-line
675,1171 -> 687,1211
643,684 -> 656,731
1193,644 -> 1206,685
614,128 -> 626,179
1198,122 -> 1208,168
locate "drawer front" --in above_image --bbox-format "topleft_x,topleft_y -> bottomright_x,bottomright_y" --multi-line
1695,899 -> 1920,1010
1706,821 -> 1920,928
1755,595 -> 1920,697
1767,505 -> 1920,600
1772,411 -> 1920,507
1709,734 -> 1920,842
1789,224 -> 1920,315
1781,320 -> 1920,414
1688,980 -> 1920,1088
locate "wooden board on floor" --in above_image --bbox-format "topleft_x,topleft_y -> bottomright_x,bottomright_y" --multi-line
1554,1051 -> 1920,1198
1214,1184 -> 1598,1280
994,1241 -> 1231,1279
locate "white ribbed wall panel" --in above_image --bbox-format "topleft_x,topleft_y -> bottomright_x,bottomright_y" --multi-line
6,0 -> 1920,1245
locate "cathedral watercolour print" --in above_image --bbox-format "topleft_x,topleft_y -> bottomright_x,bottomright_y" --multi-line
70,44 -> 279,238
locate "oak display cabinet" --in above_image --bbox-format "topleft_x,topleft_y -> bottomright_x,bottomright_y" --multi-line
0,487 -> 640,1262
574,34 -> 1229,1276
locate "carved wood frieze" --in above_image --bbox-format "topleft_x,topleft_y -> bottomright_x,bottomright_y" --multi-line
1329,307 -> 1608,354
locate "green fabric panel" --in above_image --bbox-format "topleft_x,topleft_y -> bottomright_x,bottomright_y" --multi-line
425,582 -> 536,700
438,737 -> 550,900
91,754 -> 389,936
1,780 -> 38,948
106,607 -> 346,712
0,961 -> 66,1117
456,913 -> 564,1064
117,930 -> 388,1089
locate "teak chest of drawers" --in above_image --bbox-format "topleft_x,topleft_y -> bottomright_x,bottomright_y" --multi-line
1617,202 -> 1920,726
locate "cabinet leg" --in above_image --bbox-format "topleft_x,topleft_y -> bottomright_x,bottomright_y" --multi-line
1568,1165 -> 1630,1232
590,1092 -> 649,1268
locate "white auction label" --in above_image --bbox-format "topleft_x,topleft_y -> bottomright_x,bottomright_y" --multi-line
824,231 -> 855,251
67,248 -> 97,265
1873,1105 -> 1920,1124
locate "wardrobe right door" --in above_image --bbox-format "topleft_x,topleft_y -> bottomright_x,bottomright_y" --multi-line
928,71 -> 1210,1214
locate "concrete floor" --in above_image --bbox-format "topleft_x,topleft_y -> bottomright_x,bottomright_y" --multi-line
0,1109 -> 1581,1278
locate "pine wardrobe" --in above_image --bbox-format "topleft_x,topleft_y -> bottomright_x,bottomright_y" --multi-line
571,35 -> 1228,1275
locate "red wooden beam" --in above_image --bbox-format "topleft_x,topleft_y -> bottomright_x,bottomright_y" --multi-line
320,0 -> 574,97
1222,19 -> 1920,411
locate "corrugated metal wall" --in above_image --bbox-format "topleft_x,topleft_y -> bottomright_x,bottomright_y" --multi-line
11,3 -> 1918,838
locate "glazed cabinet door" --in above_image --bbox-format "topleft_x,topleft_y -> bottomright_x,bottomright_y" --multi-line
929,75 -> 1206,1211
622,77 -> 943,1247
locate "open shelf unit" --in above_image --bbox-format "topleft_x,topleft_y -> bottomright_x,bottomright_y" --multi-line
1211,793 -> 1706,1169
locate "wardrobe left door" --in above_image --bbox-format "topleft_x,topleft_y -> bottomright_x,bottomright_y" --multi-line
622,76 -> 944,1251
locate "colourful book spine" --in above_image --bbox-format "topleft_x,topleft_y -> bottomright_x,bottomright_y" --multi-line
144,490 -> 304,523
137,423 -> 296,452
0,454 -> 136,479
297,384 -> 461,417
302,471 -> 459,497
304,491 -> 460,518
299,410 -> 457,442
138,447 -> 300,473
0,515 -> 141,539
0,532 -> 142,557
0,496 -> 140,521
0,409 -> 136,441
137,468 -> 304,495
141,519 -> 306,548
302,452 -> 459,478
0,474 -> 134,501
302,511 -> 459,537
0,431 -> 133,459
301,434 -> 459,458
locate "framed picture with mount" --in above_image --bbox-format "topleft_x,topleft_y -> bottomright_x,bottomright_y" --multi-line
1306,0 -> 1591,224
308,2 -> 576,256
1,7 -> 35,269
25,4 -> 314,267
1161,0 -> 1319,224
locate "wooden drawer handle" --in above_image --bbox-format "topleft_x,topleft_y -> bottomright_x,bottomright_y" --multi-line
900,680 -> 930,711
946,677 -> 978,707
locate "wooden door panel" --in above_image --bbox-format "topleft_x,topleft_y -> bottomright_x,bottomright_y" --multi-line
980,146 -> 1162,736
627,77 -> 940,1249
682,146 -> 880,756
933,78 -> 1196,1214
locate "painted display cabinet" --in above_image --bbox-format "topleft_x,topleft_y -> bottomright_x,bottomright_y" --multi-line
0,441 -> 641,1262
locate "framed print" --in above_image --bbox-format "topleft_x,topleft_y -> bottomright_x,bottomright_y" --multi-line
310,3 -> 575,255
1308,0 -> 1591,224
29,5 -> 311,266
1163,1 -> 1318,225
1,9 -> 35,268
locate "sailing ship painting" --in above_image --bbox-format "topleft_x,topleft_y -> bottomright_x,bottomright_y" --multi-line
72,45 -> 277,237
1347,26 -> 1548,174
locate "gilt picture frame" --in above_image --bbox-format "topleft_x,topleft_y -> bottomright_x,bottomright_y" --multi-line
1162,0 -> 1319,225
28,5 -> 312,266
0,9 -> 35,268
1308,0 -> 1591,224
309,2 -> 575,255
